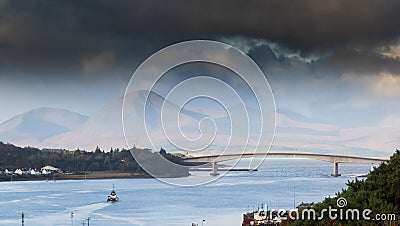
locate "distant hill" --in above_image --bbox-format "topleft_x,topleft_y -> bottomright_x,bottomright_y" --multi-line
0,107 -> 88,147
42,90 -> 270,152
43,90 -> 209,150
0,91 -> 216,151
0,92 -> 397,156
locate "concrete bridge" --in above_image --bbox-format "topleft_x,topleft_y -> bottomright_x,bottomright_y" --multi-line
181,152 -> 388,177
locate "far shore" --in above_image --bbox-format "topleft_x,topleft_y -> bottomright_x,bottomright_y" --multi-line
0,171 -> 155,182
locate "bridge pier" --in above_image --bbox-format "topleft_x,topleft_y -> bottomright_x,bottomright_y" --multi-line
331,162 -> 341,177
210,161 -> 220,176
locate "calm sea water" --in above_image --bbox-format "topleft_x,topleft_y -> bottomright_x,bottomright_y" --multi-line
0,158 -> 373,226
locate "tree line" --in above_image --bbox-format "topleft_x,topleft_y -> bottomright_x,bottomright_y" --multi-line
0,142 -> 182,174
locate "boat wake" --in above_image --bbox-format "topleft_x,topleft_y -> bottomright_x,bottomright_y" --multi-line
93,212 -> 144,226
26,202 -> 111,226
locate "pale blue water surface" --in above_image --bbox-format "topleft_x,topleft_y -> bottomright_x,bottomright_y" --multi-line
0,158 -> 373,226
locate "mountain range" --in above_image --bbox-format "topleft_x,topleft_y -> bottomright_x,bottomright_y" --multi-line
0,108 -> 87,147
0,90 -> 398,156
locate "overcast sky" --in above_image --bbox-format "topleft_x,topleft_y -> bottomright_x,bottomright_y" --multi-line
1,0 -> 400,129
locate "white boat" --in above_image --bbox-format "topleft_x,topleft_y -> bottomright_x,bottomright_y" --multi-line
107,185 -> 119,202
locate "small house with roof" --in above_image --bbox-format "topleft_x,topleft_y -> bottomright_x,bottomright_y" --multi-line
41,165 -> 60,174
14,169 -> 23,175
30,169 -> 41,175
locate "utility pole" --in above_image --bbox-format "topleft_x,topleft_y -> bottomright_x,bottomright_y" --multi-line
73,150 -> 76,173
293,186 -> 296,209
21,212 -> 24,226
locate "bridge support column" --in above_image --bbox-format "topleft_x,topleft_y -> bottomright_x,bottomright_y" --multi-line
210,161 -> 220,176
331,162 -> 341,177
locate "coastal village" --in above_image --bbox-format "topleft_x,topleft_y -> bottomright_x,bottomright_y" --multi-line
0,165 -> 60,176
0,165 -> 61,181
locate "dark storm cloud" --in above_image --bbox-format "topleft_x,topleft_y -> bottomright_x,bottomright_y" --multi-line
0,0 -> 400,79
314,49 -> 400,76
1,0 -> 400,132
164,0 -> 400,56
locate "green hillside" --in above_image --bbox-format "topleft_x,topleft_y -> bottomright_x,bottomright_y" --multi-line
291,150 -> 400,225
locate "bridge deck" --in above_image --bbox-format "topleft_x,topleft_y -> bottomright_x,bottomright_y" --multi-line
182,152 -> 388,163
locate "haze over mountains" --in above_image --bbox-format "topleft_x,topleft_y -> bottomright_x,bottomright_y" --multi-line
0,108 -> 87,148
0,90 -> 397,156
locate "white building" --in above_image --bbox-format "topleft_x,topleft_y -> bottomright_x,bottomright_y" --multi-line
21,168 -> 30,174
14,169 -> 22,175
41,165 -> 60,174
30,169 -> 41,175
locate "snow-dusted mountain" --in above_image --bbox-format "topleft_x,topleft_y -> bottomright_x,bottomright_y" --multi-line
43,90 -> 213,151
0,107 -> 88,147
42,90 -> 247,152
43,91 -> 163,150
0,91 -> 397,156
